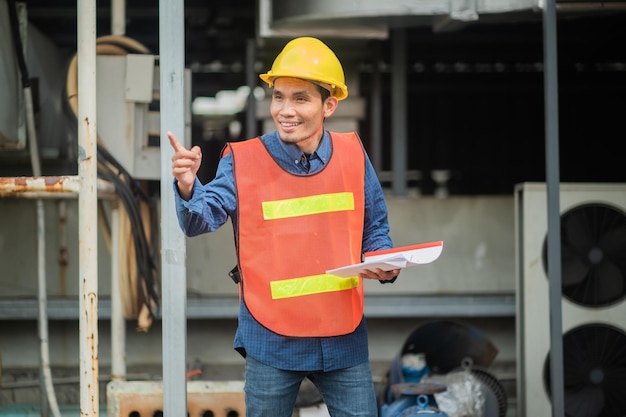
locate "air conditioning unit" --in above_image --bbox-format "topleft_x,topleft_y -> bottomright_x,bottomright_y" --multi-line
515,182 -> 626,417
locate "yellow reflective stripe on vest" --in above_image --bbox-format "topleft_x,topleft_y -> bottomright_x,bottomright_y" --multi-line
270,274 -> 360,299
262,192 -> 354,220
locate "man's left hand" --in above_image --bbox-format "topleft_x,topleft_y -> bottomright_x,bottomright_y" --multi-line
359,268 -> 399,281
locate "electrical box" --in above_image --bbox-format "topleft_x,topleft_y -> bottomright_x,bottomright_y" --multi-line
96,54 -> 191,180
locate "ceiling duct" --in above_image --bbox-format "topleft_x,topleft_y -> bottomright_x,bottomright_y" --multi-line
257,0 -> 546,39
258,0 -> 626,39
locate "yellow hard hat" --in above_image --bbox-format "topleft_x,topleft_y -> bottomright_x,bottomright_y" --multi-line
259,37 -> 348,101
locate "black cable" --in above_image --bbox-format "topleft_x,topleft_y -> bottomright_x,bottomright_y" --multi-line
97,149 -> 160,316
100,157 -> 158,304
6,0 -> 30,88
97,146 -> 155,282
98,144 -> 149,201
62,102 -> 161,319
97,163 -> 159,316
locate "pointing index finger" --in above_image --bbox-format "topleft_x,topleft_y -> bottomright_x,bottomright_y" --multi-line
167,131 -> 185,152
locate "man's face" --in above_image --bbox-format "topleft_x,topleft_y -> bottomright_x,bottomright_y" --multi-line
270,77 -> 337,153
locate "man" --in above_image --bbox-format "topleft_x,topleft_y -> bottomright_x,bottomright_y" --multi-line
168,36 -> 399,417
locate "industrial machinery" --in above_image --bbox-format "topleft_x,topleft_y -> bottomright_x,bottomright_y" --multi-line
1,13 -> 191,320
381,383 -> 449,417
515,182 -> 626,417
379,320 -> 507,417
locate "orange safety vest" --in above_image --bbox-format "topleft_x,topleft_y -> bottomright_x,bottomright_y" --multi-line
228,132 -> 366,337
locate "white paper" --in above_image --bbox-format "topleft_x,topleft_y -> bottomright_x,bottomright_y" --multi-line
325,241 -> 443,278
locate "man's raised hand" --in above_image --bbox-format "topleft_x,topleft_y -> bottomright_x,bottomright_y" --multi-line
168,131 -> 202,201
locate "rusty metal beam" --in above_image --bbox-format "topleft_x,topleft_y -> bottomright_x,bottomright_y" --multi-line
0,176 -> 116,199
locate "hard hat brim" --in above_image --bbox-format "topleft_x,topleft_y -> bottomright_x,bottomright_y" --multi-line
259,72 -> 348,101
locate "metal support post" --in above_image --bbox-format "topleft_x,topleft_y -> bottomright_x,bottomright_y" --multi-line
159,0 -> 188,415
391,29 -> 408,196
77,0 -> 100,415
542,0 -> 564,415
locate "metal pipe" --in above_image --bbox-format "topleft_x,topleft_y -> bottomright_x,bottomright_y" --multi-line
391,29 -> 408,196
0,176 -> 115,198
110,201 -> 126,381
58,201 -> 69,295
1,373 -> 153,389
77,0 -> 100,415
246,38 -> 258,139
36,198 -> 61,417
7,1 -> 62,414
159,0 -> 188,415
370,40 -> 382,174
111,0 -> 126,36
556,1 -> 626,10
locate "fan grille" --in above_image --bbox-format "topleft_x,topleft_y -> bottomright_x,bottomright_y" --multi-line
543,323 -> 626,417
542,203 -> 626,307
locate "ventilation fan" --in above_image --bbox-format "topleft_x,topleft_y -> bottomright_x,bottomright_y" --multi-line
542,203 -> 626,307
540,203 -> 626,417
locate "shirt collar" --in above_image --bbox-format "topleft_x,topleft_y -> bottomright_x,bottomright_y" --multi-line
277,131 -> 331,166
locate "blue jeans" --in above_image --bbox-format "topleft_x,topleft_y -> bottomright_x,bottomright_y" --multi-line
244,355 -> 378,417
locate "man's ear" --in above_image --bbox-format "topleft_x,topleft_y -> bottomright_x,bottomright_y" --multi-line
323,96 -> 339,118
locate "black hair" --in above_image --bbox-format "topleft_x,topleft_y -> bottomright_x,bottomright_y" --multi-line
316,84 -> 331,103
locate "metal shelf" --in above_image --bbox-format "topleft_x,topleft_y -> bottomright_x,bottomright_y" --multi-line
0,294 -> 515,320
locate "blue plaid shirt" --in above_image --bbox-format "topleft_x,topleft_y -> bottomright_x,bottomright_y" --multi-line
174,130 -> 394,371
